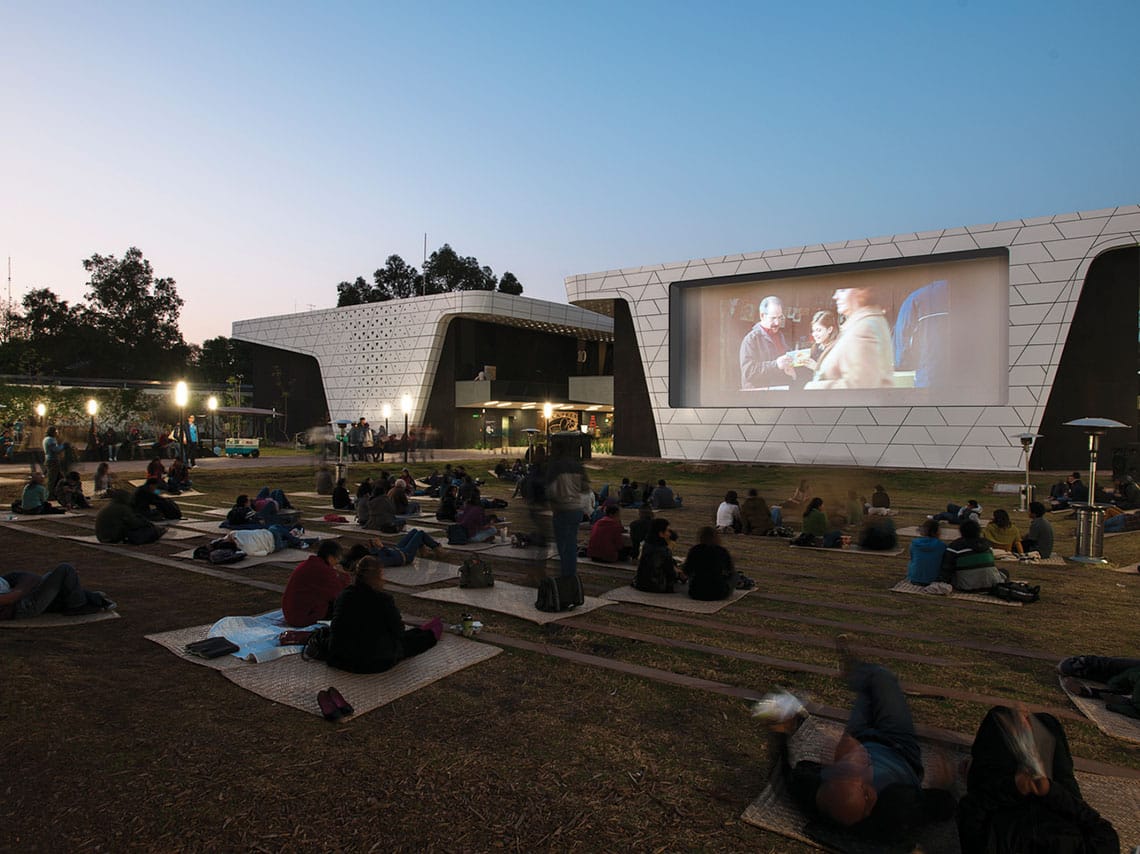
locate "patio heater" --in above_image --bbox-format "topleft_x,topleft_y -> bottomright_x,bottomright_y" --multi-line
543,402 -> 553,447
87,399 -> 99,461
1064,417 -> 1129,564
1012,432 -> 1042,511
335,420 -> 351,483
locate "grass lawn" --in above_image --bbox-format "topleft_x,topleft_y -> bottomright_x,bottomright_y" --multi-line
2,456 -> 1137,852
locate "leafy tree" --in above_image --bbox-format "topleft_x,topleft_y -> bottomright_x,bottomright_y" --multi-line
82,248 -> 191,378
373,255 -> 422,300
423,244 -> 497,293
498,271 -> 523,295
336,276 -> 373,307
195,336 -> 253,384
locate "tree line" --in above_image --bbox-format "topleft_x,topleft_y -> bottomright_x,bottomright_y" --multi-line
0,247 -> 250,384
336,243 -> 523,306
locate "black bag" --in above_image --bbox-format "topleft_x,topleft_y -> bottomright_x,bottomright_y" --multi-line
185,636 -> 240,659
459,556 -> 494,588
447,523 -> 469,545
485,498 -> 508,509
791,532 -> 817,547
536,575 -> 584,612
993,581 -> 1041,603
301,626 -> 332,661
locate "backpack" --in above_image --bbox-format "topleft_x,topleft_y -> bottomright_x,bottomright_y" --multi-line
447,524 -> 469,545
993,581 -> 1041,603
459,556 -> 494,588
301,626 -> 332,661
485,498 -> 508,509
634,549 -> 675,594
791,532 -> 818,548
536,575 -> 585,612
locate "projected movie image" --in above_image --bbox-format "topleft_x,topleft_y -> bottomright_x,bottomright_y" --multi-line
672,251 -> 1009,408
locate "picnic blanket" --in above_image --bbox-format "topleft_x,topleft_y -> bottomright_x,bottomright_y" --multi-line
206,609 -> 325,663
890,579 -> 1022,607
600,584 -> 754,614
147,624 -> 503,718
224,633 -> 501,718
0,610 -> 120,628
382,559 -> 462,587
411,580 -> 613,624
482,542 -> 559,561
2,511 -> 82,522
1059,675 -> 1140,745
993,549 -> 1066,566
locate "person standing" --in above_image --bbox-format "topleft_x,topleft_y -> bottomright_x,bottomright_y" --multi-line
42,426 -> 66,492
739,296 -> 795,390
184,415 -> 199,467
546,440 -> 589,578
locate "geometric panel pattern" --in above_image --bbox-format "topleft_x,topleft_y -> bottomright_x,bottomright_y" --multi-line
566,206 -> 1140,471
232,291 -> 613,426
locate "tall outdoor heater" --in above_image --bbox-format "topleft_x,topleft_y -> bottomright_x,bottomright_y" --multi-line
401,394 -> 412,464
543,402 -> 553,448
1064,417 -> 1129,564
174,381 -> 189,463
1012,432 -> 1042,511
334,420 -> 351,483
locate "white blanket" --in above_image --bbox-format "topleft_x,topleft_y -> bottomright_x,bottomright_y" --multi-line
207,609 -> 325,663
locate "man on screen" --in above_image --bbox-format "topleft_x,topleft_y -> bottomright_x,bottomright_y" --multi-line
739,296 -> 796,390
805,286 -> 894,389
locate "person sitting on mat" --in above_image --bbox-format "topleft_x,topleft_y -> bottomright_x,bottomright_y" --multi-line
627,505 -> 655,560
13,472 -> 65,515
764,641 -> 956,846
740,488 -> 773,536
387,480 -> 420,517
957,705 -> 1119,852
436,484 -> 459,522
457,496 -> 498,543
634,518 -> 685,593
281,540 -> 349,627
0,563 -> 116,621
95,489 -> 164,544
132,478 -> 181,520
983,509 -> 1024,555
327,556 -> 442,674
331,478 -> 353,511
1021,502 -> 1054,558
940,518 -> 1006,592
587,503 -> 633,563
715,490 -> 743,534
684,526 -> 742,600
906,518 -> 946,585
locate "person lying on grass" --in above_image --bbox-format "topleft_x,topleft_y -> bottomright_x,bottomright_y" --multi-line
0,563 -> 115,620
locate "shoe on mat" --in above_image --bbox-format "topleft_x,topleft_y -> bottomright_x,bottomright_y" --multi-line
94,592 -> 117,611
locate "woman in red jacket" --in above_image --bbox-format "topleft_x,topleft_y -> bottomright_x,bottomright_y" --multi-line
281,540 -> 349,627
586,503 -> 632,562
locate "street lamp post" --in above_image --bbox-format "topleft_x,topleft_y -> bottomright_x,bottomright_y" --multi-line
543,402 -> 553,449
174,381 -> 189,463
381,403 -> 392,462
207,395 -> 218,456
401,394 -> 412,464
86,399 -> 99,461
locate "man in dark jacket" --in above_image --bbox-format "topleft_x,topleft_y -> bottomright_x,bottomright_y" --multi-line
0,564 -> 115,620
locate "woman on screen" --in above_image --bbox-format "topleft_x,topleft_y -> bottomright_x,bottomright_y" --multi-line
804,287 -> 894,389
794,310 -> 838,387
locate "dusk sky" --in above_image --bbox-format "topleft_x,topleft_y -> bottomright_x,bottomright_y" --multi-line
2,1 -> 1137,346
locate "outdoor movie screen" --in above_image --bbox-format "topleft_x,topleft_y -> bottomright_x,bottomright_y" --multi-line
670,249 -> 1009,408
